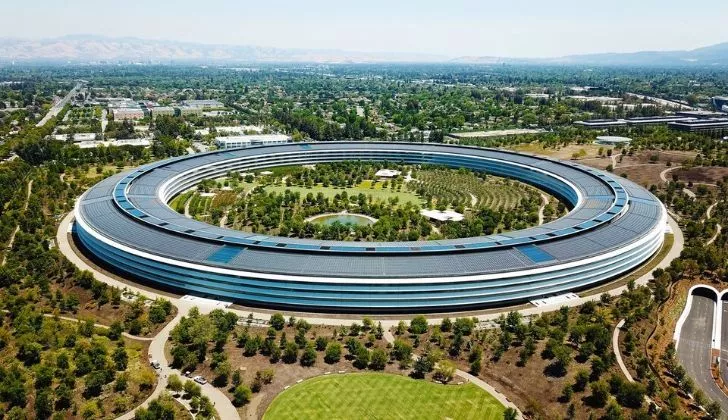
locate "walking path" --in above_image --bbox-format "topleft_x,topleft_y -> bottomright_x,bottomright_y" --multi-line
2,180 -> 32,266
118,303 -> 240,420
184,195 -> 193,218
380,328 -> 522,417
704,201 -> 722,246
660,166 -> 682,183
614,320 -> 659,409
538,193 -> 549,225
45,313 -> 153,341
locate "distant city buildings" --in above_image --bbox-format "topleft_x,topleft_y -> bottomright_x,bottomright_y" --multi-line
215,134 -> 291,149
181,99 -> 224,109
712,96 -> 728,112
575,113 -> 728,132
667,118 -> 728,135
111,107 -> 145,121
151,106 -> 175,119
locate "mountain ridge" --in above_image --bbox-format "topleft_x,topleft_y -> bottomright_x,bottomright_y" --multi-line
0,35 -> 726,66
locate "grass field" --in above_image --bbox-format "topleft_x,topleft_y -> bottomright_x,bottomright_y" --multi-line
263,373 -> 506,420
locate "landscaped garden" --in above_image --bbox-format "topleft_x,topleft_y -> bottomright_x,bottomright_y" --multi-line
170,161 -> 560,241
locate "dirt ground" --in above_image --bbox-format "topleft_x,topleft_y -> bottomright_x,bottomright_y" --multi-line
673,167 -> 728,184
56,282 -> 176,337
510,143 -> 604,160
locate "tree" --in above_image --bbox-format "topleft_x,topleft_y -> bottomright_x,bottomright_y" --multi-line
183,380 -> 201,398
503,407 -> 518,420
270,313 -> 285,330
392,339 -> 413,368
113,345 -> 129,371
441,317 -> 453,332
300,343 -> 317,367
84,371 -> 107,397
233,384 -> 252,406
434,360 -> 456,383
410,315 -> 428,334
706,401 -> 721,420
324,342 -> 342,364
369,348 -> 388,370
355,346 -> 370,369
34,389 -> 53,420
283,341 -> 298,363
167,375 -> 183,395
589,380 -> 610,408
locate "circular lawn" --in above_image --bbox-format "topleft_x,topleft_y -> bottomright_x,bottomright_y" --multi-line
263,373 -> 506,420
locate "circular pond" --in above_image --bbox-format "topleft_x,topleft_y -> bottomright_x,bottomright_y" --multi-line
307,213 -> 376,226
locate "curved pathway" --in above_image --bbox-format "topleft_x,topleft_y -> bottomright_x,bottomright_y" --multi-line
660,166 -> 682,183
613,319 -> 654,406
705,201 -> 722,247
380,327 -> 522,417
2,180 -> 32,266
117,304 -> 240,420
537,193 -> 549,225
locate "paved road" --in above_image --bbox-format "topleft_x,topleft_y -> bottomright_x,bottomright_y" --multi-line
36,83 -> 81,127
118,304 -> 240,420
677,293 -> 728,413
721,297 -> 728,395
625,93 -> 698,111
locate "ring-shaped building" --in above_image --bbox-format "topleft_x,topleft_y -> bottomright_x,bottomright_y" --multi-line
74,142 -> 666,313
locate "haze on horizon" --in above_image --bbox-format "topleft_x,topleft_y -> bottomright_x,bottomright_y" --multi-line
4,0 -> 728,58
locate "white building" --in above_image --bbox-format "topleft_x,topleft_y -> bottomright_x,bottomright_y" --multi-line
420,209 -> 464,222
215,134 -> 291,150
374,169 -> 401,178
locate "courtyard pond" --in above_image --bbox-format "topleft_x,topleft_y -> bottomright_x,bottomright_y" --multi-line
307,213 -> 376,226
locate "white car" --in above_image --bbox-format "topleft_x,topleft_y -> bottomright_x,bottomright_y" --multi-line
150,360 -> 161,369
193,375 -> 207,385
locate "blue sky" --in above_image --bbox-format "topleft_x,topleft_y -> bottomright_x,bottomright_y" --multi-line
4,0 -> 728,57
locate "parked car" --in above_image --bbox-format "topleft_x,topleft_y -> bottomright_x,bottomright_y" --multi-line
150,360 -> 161,369
193,375 -> 207,385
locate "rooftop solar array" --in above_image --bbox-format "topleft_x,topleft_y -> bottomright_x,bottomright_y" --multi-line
77,142 -> 665,280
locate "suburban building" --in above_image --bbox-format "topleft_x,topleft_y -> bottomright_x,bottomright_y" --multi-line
152,106 -> 176,119
574,119 -> 628,129
668,118 -> 728,135
215,134 -> 291,149
595,136 -> 632,146
112,107 -> 145,121
177,106 -> 203,116
181,99 -> 224,109
711,96 -> 728,112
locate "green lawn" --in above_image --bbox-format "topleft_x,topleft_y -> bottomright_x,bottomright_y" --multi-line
263,373 -> 506,420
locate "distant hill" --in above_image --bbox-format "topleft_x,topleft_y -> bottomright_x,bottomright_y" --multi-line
0,35 -> 726,66
0,35 -> 445,64
452,43 -> 728,66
